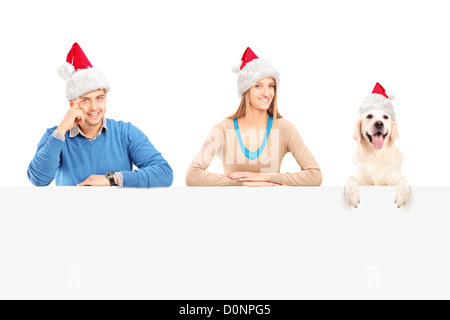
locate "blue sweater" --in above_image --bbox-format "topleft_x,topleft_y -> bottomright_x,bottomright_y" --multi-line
27,119 -> 173,188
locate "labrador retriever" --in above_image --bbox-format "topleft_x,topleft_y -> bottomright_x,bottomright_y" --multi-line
345,84 -> 410,208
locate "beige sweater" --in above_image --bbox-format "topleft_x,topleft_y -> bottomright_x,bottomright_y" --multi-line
185,117 -> 322,186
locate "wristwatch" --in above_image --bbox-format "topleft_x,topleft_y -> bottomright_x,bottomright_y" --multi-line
105,171 -> 118,186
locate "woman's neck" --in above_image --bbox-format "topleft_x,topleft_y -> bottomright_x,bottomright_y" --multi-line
239,108 -> 269,131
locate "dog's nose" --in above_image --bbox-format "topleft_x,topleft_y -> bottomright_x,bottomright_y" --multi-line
374,121 -> 384,130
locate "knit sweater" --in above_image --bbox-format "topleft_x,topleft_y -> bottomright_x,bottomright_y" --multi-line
27,119 -> 173,188
185,117 -> 322,186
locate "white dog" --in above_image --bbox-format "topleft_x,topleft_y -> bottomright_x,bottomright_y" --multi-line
345,83 -> 410,208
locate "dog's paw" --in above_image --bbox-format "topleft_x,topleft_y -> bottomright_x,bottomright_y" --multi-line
395,182 -> 410,208
345,184 -> 360,208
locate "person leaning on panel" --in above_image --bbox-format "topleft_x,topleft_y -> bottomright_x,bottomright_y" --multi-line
27,43 -> 173,188
185,47 -> 322,187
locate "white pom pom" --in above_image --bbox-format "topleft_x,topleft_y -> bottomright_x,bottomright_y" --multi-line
386,91 -> 396,101
57,62 -> 75,81
231,62 -> 241,74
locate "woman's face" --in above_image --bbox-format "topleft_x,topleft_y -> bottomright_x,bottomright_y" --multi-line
248,78 -> 275,111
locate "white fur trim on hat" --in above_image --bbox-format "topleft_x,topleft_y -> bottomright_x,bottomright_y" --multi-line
359,93 -> 396,120
60,66 -> 111,100
57,62 -> 75,81
236,59 -> 280,97
231,62 -> 241,74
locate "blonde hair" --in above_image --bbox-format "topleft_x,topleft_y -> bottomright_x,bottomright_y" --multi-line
229,83 -> 282,120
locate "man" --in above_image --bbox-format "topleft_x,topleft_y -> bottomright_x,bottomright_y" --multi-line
27,43 -> 173,188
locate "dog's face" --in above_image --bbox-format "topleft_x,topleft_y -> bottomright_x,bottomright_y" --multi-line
354,109 -> 399,150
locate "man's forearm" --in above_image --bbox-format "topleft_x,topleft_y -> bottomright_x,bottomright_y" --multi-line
27,130 -> 65,186
121,162 -> 173,188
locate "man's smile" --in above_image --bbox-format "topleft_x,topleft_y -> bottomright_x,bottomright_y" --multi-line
87,112 -> 100,119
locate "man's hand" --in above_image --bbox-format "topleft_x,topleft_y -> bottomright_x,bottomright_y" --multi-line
228,172 -> 281,186
57,102 -> 86,135
77,175 -> 110,187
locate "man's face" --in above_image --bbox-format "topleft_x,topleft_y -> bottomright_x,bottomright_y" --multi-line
71,89 -> 107,128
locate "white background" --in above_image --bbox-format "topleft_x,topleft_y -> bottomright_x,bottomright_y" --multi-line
1,186 -> 449,299
1,0 -> 449,187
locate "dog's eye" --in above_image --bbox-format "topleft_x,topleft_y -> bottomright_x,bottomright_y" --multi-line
367,114 -> 373,119
384,115 -> 389,120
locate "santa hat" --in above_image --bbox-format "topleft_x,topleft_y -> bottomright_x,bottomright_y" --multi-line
360,82 -> 397,120
57,43 -> 111,100
232,47 -> 280,97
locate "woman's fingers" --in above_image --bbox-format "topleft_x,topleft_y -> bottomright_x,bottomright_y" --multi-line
228,172 -> 256,180
242,182 -> 281,187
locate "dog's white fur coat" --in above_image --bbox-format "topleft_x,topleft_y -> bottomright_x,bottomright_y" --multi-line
345,109 -> 410,208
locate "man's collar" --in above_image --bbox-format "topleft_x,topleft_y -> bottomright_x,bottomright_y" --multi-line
69,117 -> 108,139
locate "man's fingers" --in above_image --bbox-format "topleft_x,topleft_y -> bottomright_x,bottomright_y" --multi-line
75,110 -> 86,124
73,109 -> 86,123
77,175 -> 110,187
77,177 -> 91,186
70,101 -> 80,109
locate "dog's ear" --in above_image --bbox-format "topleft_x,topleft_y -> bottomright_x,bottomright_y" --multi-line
390,121 -> 400,141
353,118 -> 363,143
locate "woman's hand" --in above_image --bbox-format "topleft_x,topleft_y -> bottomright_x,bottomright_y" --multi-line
228,172 -> 281,186
242,181 -> 281,187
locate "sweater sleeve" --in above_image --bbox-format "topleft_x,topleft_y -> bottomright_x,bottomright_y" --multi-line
121,124 -> 173,188
270,121 -> 322,186
27,128 -> 65,186
185,121 -> 242,186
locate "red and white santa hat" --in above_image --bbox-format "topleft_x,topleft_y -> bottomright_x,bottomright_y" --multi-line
232,47 -> 280,97
360,82 -> 396,120
57,43 -> 111,100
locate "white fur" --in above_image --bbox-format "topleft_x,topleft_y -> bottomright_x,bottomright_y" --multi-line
64,67 -> 111,100
231,62 -> 241,74
57,62 -> 75,81
385,91 -> 396,101
360,93 -> 396,120
395,176 -> 410,207
236,59 -> 280,97
345,109 -> 410,208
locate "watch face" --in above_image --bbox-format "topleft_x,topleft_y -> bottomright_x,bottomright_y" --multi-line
106,171 -> 115,178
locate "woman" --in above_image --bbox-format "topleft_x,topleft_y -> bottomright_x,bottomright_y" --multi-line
185,47 -> 322,187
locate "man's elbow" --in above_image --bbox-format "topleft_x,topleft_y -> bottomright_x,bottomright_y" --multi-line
28,177 -> 51,187
27,168 -> 52,187
157,164 -> 173,188
165,167 -> 174,187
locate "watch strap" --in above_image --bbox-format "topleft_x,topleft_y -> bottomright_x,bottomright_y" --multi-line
106,171 -> 118,186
